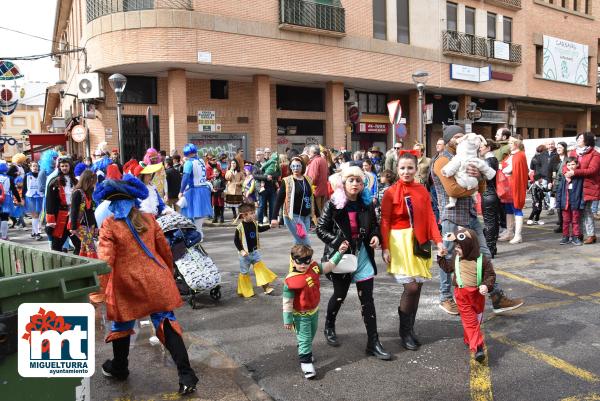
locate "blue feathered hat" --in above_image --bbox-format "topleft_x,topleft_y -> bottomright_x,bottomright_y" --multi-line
93,173 -> 149,206
0,162 -> 8,174
74,162 -> 88,177
183,143 -> 197,156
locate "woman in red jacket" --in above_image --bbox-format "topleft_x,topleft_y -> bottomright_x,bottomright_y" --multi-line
498,136 -> 529,244
380,151 -> 445,351
565,132 -> 600,244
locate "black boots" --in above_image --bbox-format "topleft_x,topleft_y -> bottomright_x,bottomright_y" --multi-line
399,310 -> 418,351
163,320 -> 199,395
365,334 -> 392,360
324,320 -> 339,347
474,345 -> 485,363
410,311 -> 421,346
212,206 -> 218,223
102,336 -> 130,380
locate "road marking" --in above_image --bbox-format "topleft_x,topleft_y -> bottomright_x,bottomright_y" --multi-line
494,270 -> 578,297
470,344 -> 494,401
560,393 -> 600,401
489,333 -> 600,383
485,300 -> 575,322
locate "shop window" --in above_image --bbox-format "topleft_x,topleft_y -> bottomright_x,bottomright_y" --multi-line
276,119 -> 324,136
373,0 -> 386,40
358,92 -> 387,115
276,85 -> 324,112
447,2 -> 457,31
397,0 -> 409,44
538,128 -> 546,138
487,12 -> 496,39
465,7 -> 475,35
503,17 -> 512,43
210,80 -> 229,99
122,76 -> 157,104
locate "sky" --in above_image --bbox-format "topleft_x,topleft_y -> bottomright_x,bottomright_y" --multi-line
0,0 -> 59,105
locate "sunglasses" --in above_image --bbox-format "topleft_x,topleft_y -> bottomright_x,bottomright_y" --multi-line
292,255 -> 312,265
394,147 -> 401,150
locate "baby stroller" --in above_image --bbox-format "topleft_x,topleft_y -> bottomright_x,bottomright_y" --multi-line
157,213 -> 222,309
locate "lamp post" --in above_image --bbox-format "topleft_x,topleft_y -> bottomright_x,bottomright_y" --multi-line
108,74 -> 127,165
411,71 -> 429,149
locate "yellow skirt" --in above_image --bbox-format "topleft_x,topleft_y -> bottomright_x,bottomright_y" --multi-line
387,228 -> 432,279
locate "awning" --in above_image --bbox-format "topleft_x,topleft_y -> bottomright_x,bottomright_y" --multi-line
28,133 -> 66,160
360,114 -> 390,124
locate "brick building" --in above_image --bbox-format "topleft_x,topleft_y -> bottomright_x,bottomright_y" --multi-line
47,0 -> 600,159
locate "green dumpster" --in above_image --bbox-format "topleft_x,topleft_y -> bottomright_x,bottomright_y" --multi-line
0,240 -> 110,401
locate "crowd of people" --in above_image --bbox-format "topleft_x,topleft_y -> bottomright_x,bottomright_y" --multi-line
0,126 -> 599,388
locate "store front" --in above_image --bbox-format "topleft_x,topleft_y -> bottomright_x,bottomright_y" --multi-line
351,115 -> 389,153
276,119 -> 324,154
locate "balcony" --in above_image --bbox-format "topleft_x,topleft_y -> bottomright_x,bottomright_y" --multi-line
279,0 -> 346,38
442,30 -> 522,65
484,0 -> 521,10
86,0 -> 193,23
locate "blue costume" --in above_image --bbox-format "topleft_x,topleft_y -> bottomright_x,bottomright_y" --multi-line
24,171 -> 44,214
180,144 -> 212,219
92,156 -> 112,183
0,163 -> 14,240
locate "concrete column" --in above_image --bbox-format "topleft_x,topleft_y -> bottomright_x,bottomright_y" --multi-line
458,94 -> 472,124
386,0 -> 397,42
475,9 -> 486,38
457,4 -> 466,33
325,82 -> 346,148
577,107 -> 591,132
252,75 -> 272,152
496,15 -> 503,41
167,69 -> 188,152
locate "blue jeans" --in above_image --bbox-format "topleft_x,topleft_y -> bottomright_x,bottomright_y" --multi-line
439,217 -> 497,301
592,200 -> 599,215
257,187 -> 276,222
283,214 -> 311,246
239,250 -> 262,274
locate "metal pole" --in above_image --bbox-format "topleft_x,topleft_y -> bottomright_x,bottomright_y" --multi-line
417,88 -> 424,146
83,101 -> 91,158
116,99 -> 125,165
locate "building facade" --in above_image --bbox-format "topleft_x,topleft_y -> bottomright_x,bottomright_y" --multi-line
48,0 -> 600,158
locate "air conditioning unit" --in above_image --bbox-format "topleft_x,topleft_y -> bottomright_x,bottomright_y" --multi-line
344,88 -> 357,103
76,73 -> 104,100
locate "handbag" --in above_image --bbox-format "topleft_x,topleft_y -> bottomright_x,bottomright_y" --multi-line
496,169 -> 512,203
295,179 -> 307,239
332,220 -> 358,274
405,195 -> 432,259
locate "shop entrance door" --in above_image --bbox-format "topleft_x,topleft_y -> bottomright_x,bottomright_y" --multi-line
122,115 -> 160,160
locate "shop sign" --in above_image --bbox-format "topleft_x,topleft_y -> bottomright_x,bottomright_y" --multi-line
543,35 -> 589,85
477,109 -> 508,124
71,125 -> 86,143
197,51 -> 212,63
359,123 -> 388,134
493,41 -> 510,61
198,110 -> 216,132
450,64 -> 491,83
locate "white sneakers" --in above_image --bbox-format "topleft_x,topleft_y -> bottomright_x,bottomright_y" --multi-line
301,362 -> 316,379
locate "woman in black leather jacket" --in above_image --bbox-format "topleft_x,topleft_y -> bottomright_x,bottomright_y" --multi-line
480,139 -> 500,257
316,166 -> 391,361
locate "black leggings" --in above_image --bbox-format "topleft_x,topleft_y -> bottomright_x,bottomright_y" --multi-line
326,275 -> 377,337
0,212 -> 8,221
400,282 -> 422,314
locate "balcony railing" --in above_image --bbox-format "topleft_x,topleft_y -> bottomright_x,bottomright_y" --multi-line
86,0 -> 193,23
279,0 -> 345,36
484,0 -> 522,10
442,30 -> 522,64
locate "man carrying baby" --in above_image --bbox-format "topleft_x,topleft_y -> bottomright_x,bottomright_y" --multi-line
432,125 -> 523,315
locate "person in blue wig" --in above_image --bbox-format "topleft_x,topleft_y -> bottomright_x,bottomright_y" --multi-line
178,143 -> 213,237
95,174 -> 199,395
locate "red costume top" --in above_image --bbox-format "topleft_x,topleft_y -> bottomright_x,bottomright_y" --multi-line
45,175 -> 73,237
97,213 -> 183,322
380,180 -> 442,251
284,262 -> 322,312
502,151 -> 528,210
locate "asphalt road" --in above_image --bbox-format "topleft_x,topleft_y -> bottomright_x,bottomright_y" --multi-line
8,209 -> 600,401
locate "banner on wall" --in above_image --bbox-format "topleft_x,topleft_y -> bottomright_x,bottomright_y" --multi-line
542,35 -> 589,85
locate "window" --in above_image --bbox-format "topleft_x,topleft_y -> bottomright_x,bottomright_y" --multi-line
503,17 -> 512,43
373,0 -> 386,40
210,80 -> 228,99
465,7 -> 475,35
358,92 -> 387,115
573,0 -> 578,11
397,0 -> 409,44
487,12 -> 496,39
121,76 -> 157,104
447,2 -> 457,31
535,45 -> 543,74
276,85 -> 324,112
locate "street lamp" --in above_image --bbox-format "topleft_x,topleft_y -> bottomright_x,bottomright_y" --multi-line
412,71 -> 429,148
55,80 -> 77,99
108,73 -> 127,164
449,101 -> 459,124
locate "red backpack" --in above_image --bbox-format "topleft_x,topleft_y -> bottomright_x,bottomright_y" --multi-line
0,182 -> 5,204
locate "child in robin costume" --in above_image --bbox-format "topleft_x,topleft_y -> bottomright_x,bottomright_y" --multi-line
234,202 -> 278,297
283,242 -> 349,379
438,228 -> 496,363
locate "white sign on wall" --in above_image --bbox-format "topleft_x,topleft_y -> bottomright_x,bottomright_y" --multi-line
450,64 -> 491,83
542,35 -> 589,85
198,110 -> 216,132
197,51 -> 212,63
493,41 -> 510,61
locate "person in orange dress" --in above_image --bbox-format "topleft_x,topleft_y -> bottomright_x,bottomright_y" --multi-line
497,136 -> 529,244
96,174 -> 198,396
